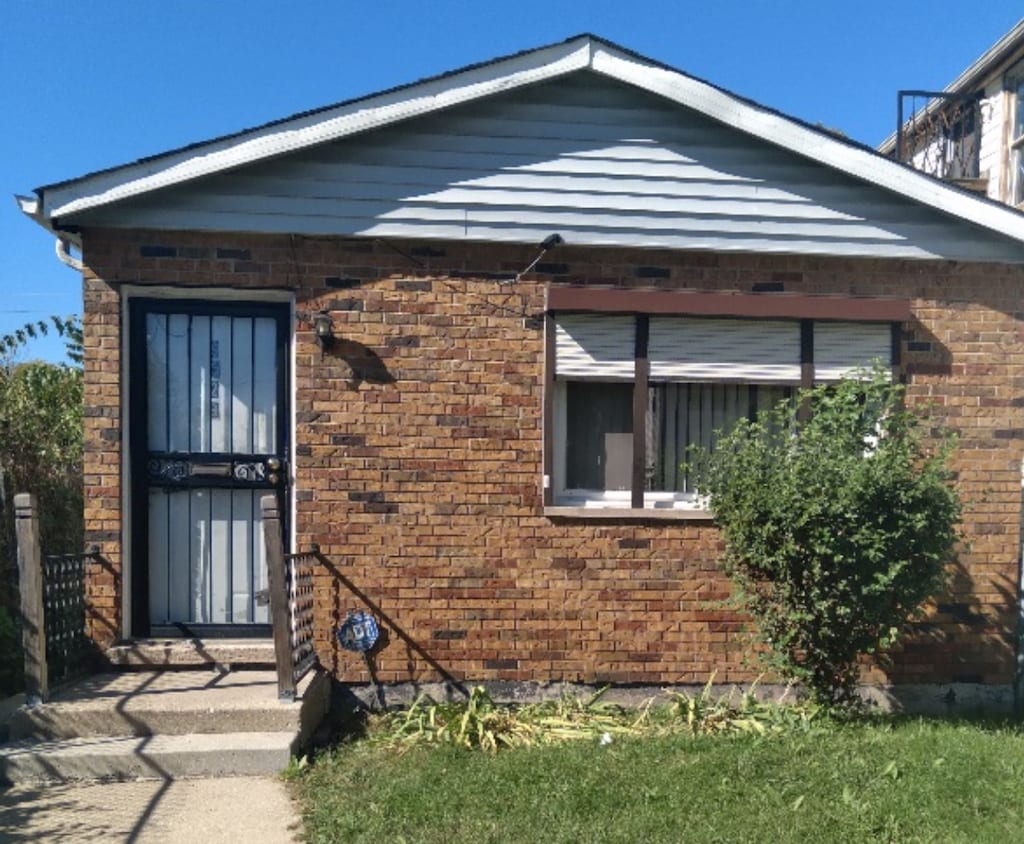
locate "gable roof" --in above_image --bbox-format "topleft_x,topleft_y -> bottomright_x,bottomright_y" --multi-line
19,33 -> 1024,254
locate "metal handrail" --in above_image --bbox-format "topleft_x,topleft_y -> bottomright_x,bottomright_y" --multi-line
261,495 -> 321,702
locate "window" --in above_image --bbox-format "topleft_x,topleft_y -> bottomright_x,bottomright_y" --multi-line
547,308 -> 895,512
1008,60 -> 1024,205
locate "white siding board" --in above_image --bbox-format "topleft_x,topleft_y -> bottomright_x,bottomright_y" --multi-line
66,74 -> 1024,262
75,204 -> 1011,260
84,199 -> 1005,251
979,77 -> 1004,202
182,169 -> 949,213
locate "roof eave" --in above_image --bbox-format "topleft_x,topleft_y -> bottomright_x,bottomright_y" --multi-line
16,194 -> 84,251
589,46 -> 1024,244
39,37 -> 597,222
32,33 -> 1024,252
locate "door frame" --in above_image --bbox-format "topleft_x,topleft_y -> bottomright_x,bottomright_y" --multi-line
125,292 -> 293,638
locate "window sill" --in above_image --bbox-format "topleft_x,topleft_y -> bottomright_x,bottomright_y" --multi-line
544,506 -> 715,522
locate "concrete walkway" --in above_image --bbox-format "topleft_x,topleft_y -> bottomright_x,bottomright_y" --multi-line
0,776 -> 301,843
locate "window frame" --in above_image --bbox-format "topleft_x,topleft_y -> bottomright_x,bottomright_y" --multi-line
1006,59 -> 1024,206
542,287 -> 908,518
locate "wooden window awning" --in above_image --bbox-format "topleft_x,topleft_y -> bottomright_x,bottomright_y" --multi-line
547,287 -> 912,323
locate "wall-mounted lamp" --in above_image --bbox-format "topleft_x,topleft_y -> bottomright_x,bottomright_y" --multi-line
511,233 -> 565,284
314,312 -> 335,350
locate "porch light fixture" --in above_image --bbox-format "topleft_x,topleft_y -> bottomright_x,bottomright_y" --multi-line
314,312 -> 335,348
509,232 -> 565,284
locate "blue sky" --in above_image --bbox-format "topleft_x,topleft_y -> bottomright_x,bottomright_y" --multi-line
2,1 -> 1021,362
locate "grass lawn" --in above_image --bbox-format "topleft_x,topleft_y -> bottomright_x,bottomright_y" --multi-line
291,717 -> 1024,843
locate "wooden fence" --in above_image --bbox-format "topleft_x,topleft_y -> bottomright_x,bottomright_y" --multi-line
15,493 -> 96,705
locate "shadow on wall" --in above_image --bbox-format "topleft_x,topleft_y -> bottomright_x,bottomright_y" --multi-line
319,337 -> 396,391
901,318 -> 952,381
317,554 -> 469,703
876,553 -> 1017,694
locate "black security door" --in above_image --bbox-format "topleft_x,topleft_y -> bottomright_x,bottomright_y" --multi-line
129,299 -> 289,637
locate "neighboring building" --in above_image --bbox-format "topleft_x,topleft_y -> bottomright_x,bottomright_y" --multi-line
881,19 -> 1024,206
18,35 -> 1024,703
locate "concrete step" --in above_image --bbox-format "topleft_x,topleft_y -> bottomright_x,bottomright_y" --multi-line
105,638 -> 276,669
8,669 -> 329,741
0,731 -> 297,783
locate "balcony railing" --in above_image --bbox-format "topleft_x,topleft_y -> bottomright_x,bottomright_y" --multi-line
895,90 -> 982,181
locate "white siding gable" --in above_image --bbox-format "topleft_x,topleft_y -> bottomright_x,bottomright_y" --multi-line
65,73 -> 1024,262
979,76 -> 1006,202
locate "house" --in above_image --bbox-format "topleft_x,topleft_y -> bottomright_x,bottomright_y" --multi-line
881,19 -> 1024,207
18,34 -> 1024,705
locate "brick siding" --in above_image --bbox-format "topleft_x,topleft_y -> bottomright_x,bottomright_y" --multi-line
79,228 -> 1024,687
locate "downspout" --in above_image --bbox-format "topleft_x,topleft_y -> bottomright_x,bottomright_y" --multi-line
55,237 -> 84,272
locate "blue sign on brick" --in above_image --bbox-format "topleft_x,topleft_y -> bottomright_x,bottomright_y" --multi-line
338,610 -> 380,653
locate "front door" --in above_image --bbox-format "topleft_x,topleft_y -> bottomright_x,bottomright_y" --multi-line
129,299 -> 289,637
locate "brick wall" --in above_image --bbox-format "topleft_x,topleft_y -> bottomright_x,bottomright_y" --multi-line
79,228 -> 1024,686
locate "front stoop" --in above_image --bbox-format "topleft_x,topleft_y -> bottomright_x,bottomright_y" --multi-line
104,638 -> 278,669
0,669 -> 328,785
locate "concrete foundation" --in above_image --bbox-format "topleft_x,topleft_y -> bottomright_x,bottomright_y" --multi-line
336,679 -> 1017,717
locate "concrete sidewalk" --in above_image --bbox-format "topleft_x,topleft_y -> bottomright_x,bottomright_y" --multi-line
0,776 -> 301,843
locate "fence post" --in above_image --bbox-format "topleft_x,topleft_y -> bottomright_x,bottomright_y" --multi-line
15,493 -> 48,705
261,494 -> 295,702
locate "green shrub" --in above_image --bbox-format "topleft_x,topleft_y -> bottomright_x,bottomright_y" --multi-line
690,370 -> 961,706
0,323 -> 83,694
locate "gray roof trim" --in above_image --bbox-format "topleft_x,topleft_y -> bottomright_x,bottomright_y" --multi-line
938,18 -> 1024,96
24,33 -> 1024,249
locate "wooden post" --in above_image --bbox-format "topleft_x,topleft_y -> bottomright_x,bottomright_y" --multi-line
261,494 -> 295,702
631,316 -> 650,509
15,493 -> 48,705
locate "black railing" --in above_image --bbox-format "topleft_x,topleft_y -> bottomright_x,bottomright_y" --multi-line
41,552 -> 93,687
284,549 -> 318,687
896,90 -> 982,181
261,495 -> 321,702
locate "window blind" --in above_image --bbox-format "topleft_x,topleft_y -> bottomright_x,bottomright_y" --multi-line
814,321 -> 892,381
648,317 -> 802,383
554,314 -> 635,380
